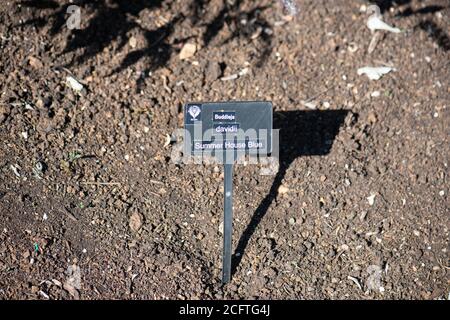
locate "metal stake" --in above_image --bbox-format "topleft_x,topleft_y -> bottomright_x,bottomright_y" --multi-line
222,163 -> 233,284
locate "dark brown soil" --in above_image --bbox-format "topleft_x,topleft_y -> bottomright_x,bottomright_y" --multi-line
0,0 -> 449,299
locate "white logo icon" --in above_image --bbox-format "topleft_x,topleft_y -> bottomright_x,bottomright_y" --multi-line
188,105 -> 201,120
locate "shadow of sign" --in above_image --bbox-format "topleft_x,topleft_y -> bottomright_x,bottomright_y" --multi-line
232,109 -> 350,276
368,0 -> 412,13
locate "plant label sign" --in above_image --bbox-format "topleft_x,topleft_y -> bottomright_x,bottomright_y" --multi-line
183,101 -> 273,284
184,101 -> 273,161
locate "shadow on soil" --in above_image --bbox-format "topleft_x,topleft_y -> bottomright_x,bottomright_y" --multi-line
231,109 -> 350,276
416,20 -> 450,51
19,0 -> 274,77
368,0 -> 412,12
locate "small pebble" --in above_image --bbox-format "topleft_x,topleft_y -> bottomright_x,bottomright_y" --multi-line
278,185 -> 290,194
129,212 -> 143,232
66,76 -> 84,92
129,36 -> 137,49
221,74 -> 239,81
367,194 -> 376,206
303,101 -> 317,110
179,43 -> 196,60
238,67 -> 249,76
264,28 -> 273,36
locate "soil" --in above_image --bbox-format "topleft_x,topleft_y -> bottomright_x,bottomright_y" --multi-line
0,0 -> 449,300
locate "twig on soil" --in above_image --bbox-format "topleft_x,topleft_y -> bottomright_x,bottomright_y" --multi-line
282,284 -> 292,295
64,208 -> 78,222
149,179 -> 164,185
304,84 -> 337,103
38,290 -> 50,300
368,31 -> 381,54
347,276 -> 363,291
79,182 -> 121,186
148,190 -> 161,197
